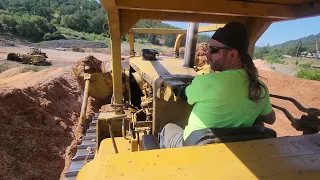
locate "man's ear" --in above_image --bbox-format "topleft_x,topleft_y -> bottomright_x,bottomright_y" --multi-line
231,49 -> 239,58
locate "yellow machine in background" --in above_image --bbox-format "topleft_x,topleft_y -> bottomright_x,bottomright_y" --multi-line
128,24 -> 225,57
64,0 -> 320,179
7,47 -> 51,66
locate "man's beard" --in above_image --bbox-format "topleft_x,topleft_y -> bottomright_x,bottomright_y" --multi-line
209,59 -> 223,72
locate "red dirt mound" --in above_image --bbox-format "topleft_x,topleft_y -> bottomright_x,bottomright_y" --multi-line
72,55 -> 113,101
0,68 -> 84,180
179,42 -> 209,67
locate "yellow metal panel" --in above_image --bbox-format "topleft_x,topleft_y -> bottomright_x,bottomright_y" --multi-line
295,2 -> 320,18
198,24 -> 225,32
106,1 -> 123,105
129,56 -> 197,85
128,32 -> 135,57
114,0 -> 295,19
245,18 -> 272,57
128,9 -> 248,24
132,28 -> 187,34
130,136 -> 139,152
78,134 -> 320,180
119,10 -> 140,38
174,34 -> 185,57
98,137 -> 131,155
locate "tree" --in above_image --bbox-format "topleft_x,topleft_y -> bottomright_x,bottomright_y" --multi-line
14,15 -> 57,41
58,5 -> 78,15
146,34 -> 160,45
43,31 -> 65,41
0,14 -> 18,33
163,35 -> 176,47
197,34 -> 210,43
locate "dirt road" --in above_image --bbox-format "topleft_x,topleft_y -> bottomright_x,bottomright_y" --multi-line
0,45 -> 112,68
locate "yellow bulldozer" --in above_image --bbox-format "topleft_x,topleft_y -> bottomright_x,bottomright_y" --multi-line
72,46 -> 85,52
65,0 -> 320,179
7,47 -> 51,66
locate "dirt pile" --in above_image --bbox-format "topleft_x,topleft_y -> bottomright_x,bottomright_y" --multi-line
0,68 -> 85,180
253,59 -> 273,72
0,67 -> 32,79
179,42 -> 209,67
260,70 -> 320,137
72,55 -> 113,101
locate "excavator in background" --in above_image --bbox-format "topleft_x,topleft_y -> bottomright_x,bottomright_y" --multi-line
65,0 -> 320,179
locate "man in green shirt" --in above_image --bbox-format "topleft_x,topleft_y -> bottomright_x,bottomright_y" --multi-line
159,22 -> 276,148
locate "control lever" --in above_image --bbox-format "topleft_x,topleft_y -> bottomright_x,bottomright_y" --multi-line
270,94 -> 320,134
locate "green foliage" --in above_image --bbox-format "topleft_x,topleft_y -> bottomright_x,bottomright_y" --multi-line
254,45 -> 285,64
0,13 -> 57,41
296,68 -> 320,81
60,9 -> 107,34
0,0 -> 108,40
197,34 -> 211,43
163,34 -> 176,47
154,47 -> 164,53
43,31 -> 66,41
299,63 -> 312,68
134,20 -> 180,46
255,33 -> 320,60
147,34 -> 160,45
57,26 -> 109,44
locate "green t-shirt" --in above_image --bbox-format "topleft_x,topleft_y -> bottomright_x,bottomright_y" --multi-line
183,69 -> 272,140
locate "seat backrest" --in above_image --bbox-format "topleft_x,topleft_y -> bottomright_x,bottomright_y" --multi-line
183,126 -> 277,146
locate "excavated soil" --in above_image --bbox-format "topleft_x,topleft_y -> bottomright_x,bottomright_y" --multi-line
254,59 -> 274,72
0,68 -> 99,180
72,55 -> 113,100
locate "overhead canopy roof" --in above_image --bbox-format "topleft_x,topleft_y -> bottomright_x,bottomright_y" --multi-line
100,0 -> 320,39
101,0 -> 320,21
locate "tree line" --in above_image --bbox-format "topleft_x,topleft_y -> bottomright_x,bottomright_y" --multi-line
0,0 -> 211,46
254,33 -> 320,60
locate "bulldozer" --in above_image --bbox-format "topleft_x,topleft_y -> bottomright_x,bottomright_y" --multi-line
65,0 -> 320,179
72,46 -> 85,52
7,47 -> 51,66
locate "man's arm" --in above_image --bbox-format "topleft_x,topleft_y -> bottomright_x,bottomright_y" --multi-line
258,86 -> 276,125
173,84 -> 188,102
256,109 -> 276,125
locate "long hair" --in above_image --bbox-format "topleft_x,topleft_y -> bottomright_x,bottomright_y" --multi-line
239,53 -> 267,102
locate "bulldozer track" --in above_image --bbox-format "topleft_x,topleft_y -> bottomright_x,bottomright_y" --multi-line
64,113 -> 99,180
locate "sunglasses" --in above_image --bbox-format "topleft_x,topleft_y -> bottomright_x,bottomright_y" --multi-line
209,45 -> 232,54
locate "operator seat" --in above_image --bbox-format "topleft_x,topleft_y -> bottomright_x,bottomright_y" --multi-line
182,126 -> 277,146
142,126 -> 277,150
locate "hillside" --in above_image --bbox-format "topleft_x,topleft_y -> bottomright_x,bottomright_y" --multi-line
0,0 -> 210,47
254,32 -> 320,59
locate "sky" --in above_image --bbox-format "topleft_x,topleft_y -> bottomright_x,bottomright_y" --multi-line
163,16 -> 320,47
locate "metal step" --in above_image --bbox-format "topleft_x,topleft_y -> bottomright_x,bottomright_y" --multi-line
74,148 -> 94,158
86,126 -> 96,133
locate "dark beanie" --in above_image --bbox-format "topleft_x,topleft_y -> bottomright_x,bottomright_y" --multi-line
211,22 -> 249,53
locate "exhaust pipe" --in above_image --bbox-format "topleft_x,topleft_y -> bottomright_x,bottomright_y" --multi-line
184,22 -> 199,68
